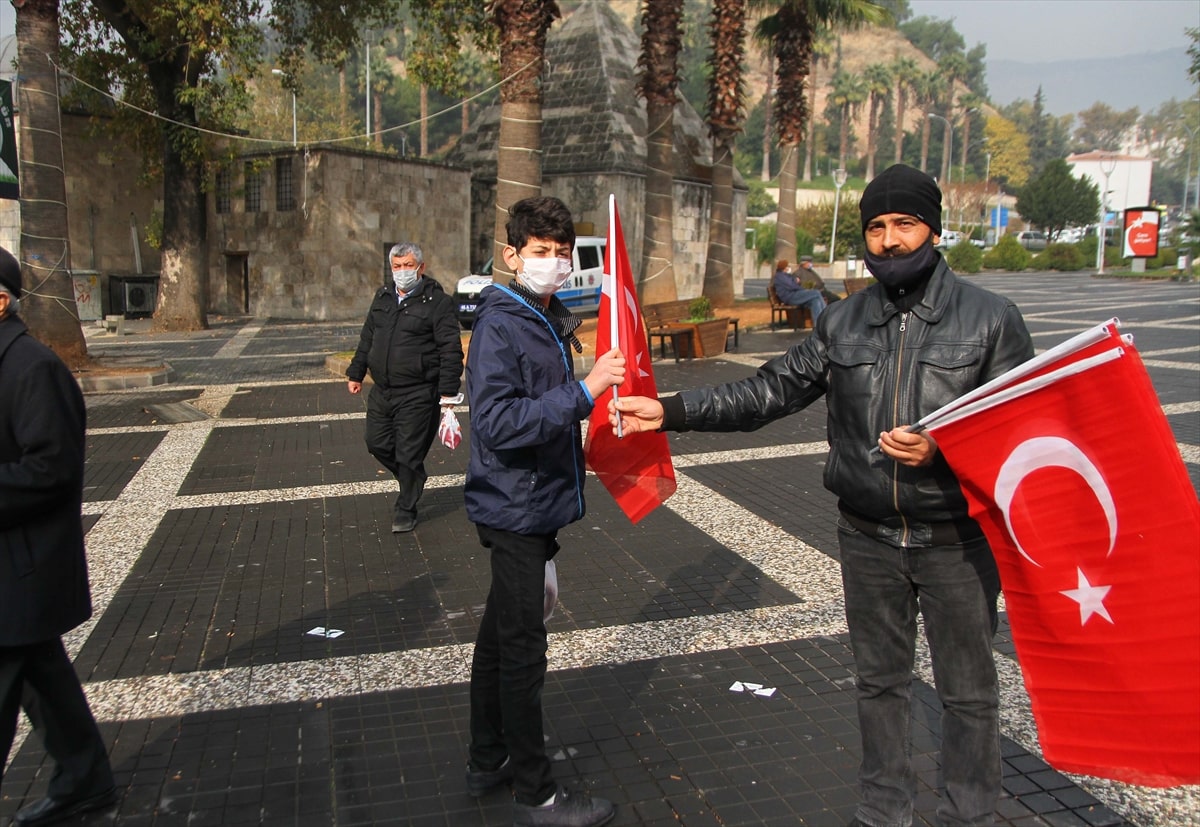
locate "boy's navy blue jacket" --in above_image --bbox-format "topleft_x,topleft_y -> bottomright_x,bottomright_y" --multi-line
464,284 -> 593,535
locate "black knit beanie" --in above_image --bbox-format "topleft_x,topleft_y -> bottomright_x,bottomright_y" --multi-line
0,246 -> 19,296
859,164 -> 942,237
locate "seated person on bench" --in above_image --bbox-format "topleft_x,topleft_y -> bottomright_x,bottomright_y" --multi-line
772,259 -> 826,322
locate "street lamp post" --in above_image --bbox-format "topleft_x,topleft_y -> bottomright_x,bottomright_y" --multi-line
829,168 -> 848,265
1182,123 -> 1198,212
927,112 -> 952,186
271,69 -> 297,148
1095,154 -> 1117,274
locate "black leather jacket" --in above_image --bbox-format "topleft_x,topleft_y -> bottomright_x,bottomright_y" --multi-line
662,259 -> 1033,548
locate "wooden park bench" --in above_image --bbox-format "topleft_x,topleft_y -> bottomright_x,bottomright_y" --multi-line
767,284 -> 813,331
642,299 -> 695,362
843,277 -> 872,296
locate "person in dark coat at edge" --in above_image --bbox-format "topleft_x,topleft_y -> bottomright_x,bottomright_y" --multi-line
347,242 -> 465,533
0,246 -> 118,825
612,166 -> 1034,827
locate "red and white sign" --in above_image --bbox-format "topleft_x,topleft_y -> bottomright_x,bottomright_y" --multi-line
1122,207 -> 1160,259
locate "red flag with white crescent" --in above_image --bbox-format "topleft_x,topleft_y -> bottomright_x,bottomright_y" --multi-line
926,330 -> 1200,786
584,195 -> 676,523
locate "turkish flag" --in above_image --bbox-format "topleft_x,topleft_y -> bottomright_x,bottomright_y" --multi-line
584,195 -> 676,523
927,333 -> 1200,786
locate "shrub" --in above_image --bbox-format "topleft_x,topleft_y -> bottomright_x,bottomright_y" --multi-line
753,222 -> 817,266
945,241 -> 983,273
1148,246 -> 1178,270
982,235 -> 1030,271
688,295 -> 714,321
746,180 -> 778,217
1076,236 -> 1122,268
1031,243 -> 1086,271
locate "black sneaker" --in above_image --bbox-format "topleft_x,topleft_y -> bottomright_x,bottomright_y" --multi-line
512,785 -> 615,827
465,757 -> 513,797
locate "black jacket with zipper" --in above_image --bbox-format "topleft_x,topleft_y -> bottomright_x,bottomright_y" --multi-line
660,258 -> 1033,548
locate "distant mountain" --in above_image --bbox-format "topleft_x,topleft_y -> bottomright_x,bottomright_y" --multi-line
987,49 -> 1193,117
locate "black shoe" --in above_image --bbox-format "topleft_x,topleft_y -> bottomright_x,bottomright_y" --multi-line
391,515 -> 416,533
14,787 -> 118,826
465,757 -> 514,797
513,785 -> 615,827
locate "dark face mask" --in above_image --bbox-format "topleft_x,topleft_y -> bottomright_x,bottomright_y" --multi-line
864,237 -> 939,291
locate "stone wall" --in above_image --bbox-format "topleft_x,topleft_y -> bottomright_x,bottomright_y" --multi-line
208,148 -> 471,321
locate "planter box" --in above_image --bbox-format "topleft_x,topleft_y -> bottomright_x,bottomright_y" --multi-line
672,317 -> 730,358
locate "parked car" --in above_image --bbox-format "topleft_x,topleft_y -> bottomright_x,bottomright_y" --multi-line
453,235 -> 607,330
1016,230 -> 1047,251
936,230 -> 962,249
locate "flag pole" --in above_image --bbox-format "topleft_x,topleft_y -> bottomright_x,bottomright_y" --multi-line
608,194 -> 623,437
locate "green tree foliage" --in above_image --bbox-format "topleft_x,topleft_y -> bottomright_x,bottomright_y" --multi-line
898,16 -> 963,62
1016,159 -> 1100,240
1072,102 -> 1140,152
745,179 -> 778,217
795,194 -> 864,260
982,234 -> 1029,271
1186,27 -> 1199,85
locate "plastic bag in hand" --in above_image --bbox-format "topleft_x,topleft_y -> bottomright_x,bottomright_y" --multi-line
438,407 -> 462,450
544,559 -> 558,623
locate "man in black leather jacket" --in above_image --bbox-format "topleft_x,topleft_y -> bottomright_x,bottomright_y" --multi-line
613,165 -> 1033,827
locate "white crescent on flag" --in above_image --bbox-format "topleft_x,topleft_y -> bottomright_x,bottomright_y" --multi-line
993,436 -> 1118,567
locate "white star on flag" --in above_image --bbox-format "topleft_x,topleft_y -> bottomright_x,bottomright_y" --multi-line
1060,567 -> 1113,625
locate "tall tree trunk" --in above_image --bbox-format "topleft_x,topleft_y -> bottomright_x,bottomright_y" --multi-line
919,114 -> 931,173
639,0 -> 683,304
14,0 -> 86,366
773,143 -> 798,264
420,84 -> 428,157
154,125 -> 207,331
802,57 -> 818,182
703,139 -> 735,305
491,0 -> 556,279
761,50 -> 773,182
940,120 -> 951,184
959,116 -> 971,180
373,91 -> 384,151
838,109 -> 849,166
640,98 -> 678,304
865,98 -> 878,179
893,87 -> 906,164
461,100 -> 470,136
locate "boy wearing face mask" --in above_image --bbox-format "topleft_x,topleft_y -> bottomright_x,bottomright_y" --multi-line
462,196 -> 624,827
611,166 -> 1035,827
347,242 -> 464,533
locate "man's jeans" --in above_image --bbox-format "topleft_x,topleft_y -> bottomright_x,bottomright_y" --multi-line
468,526 -> 558,806
839,523 -> 1001,827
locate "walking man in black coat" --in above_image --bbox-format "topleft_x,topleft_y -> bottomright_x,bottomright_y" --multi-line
347,242 -> 465,533
0,247 -> 117,825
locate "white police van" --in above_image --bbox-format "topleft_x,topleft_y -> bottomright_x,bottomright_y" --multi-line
454,236 -> 607,330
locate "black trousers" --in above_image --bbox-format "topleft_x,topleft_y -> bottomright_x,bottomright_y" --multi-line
364,383 -> 440,519
0,638 -> 113,800
468,526 -> 559,805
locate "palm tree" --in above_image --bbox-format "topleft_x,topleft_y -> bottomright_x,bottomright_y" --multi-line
801,27 -> 834,182
701,0 -> 746,306
636,0 -> 684,305
862,62 -> 891,179
490,0 -> 560,277
14,0 -> 88,366
889,54 -> 918,165
914,69 -> 944,173
753,0 -> 888,266
957,92 -> 985,179
829,69 -> 867,167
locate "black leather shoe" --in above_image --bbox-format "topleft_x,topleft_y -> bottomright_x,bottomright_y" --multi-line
465,757 -> 514,797
391,515 -> 416,533
513,785 -> 615,827
14,787 -> 118,826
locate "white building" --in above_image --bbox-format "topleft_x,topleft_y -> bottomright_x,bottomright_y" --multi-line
1067,151 -> 1154,218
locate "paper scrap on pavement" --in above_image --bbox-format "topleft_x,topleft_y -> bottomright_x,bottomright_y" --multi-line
307,627 -> 344,638
730,680 -> 775,696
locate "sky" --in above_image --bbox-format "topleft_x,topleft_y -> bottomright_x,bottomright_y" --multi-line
907,0 -> 1197,62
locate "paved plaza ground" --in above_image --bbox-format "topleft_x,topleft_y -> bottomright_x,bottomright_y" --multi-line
1,272 -> 1197,826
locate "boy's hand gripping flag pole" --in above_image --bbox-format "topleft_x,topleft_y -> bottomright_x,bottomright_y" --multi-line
584,194 -> 676,523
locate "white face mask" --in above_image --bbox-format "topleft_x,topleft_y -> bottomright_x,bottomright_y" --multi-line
518,255 -> 573,297
392,268 -> 420,294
